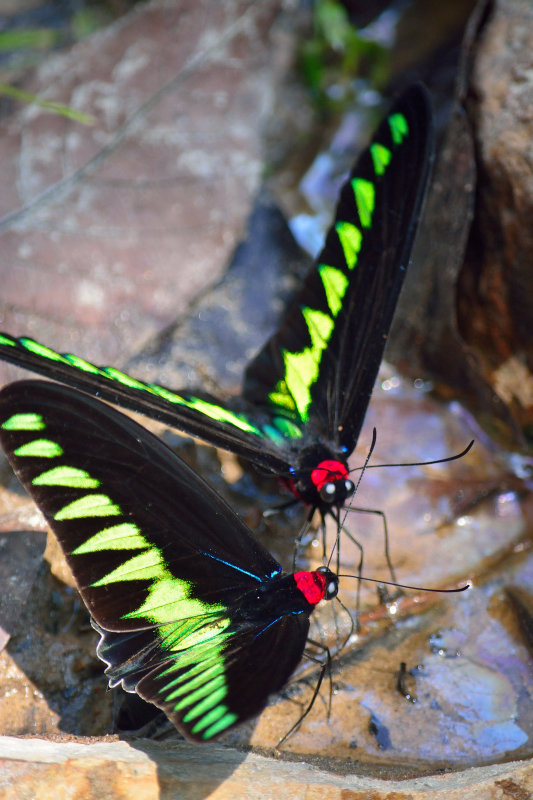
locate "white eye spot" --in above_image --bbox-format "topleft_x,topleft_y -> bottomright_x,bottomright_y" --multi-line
320,482 -> 337,502
345,480 -> 355,495
328,581 -> 336,594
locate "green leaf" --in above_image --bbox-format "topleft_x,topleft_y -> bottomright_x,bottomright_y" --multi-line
0,84 -> 95,125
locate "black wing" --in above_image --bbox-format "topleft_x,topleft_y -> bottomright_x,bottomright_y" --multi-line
0,333 -> 291,474
0,84 -> 433,469
0,381 -> 309,740
243,84 -> 434,452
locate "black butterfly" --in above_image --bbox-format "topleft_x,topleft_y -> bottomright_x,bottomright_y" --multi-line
0,379 -> 341,742
0,85 -> 433,541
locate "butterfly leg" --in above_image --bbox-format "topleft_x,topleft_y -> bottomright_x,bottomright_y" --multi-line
330,508 -> 364,632
333,593 -> 356,650
263,498 -> 299,518
291,508 -> 316,571
277,639 -> 332,748
342,505 -> 396,583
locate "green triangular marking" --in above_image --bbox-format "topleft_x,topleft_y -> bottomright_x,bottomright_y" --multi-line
180,396 -> 262,436
104,367 -> 151,391
2,413 -> 45,431
72,522 -> 147,553
335,222 -> 362,270
20,338 -> 66,363
319,264 -> 348,316
302,307 -> 334,346
33,466 -> 99,489
352,178 -> 375,228
14,439 -> 63,458
91,548 -> 163,586
65,354 -> 103,375
280,307 -> 335,421
370,142 -> 391,176
389,112 -> 408,145
122,578 -> 221,623
283,349 -> 317,421
54,493 -> 121,521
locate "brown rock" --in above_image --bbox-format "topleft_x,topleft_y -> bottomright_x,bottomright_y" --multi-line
0,0 -> 285,371
461,0 -> 533,440
0,736 -> 531,800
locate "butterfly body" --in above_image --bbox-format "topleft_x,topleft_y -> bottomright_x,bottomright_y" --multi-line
0,379 -> 339,741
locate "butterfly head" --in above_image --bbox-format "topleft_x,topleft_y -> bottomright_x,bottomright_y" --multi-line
311,459 -> 355,507
294,566 -> 339,605
316,565 -> 339,600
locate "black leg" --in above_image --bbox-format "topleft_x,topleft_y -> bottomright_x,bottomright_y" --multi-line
342,505 -> 396,583
263,498 -> 299,517
277,638 -> 332,748
330,507 -> 364,632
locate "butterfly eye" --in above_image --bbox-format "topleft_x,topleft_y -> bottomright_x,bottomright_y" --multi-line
317,566 -> 339,599
319,482 -> 336,502
326,579 -> 338,599
345,479 -> 355,496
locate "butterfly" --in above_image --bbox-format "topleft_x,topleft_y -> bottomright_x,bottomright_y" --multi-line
0,379 -> 342,742
0,85 -> 434,544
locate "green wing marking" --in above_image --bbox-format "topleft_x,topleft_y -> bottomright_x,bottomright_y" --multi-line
388,112 -> 408,145
33,466 -> 100,488
266,108 -> 411,423
0,332 -> 312,449
1,412 -> 45,431
14,439 -> 63,458
3,409 -> 246,740
370,143 -> 391,176
0,334 -> 263,438
352,178 -> 375,228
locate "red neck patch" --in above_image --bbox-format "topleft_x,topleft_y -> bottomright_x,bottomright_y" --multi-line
294,570 -> 326,605
310,459 -> 348,491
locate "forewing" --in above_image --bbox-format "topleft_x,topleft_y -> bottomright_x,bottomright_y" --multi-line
0,334 -> 290,474
243,85 -> 434,451
0,380 -> 282,630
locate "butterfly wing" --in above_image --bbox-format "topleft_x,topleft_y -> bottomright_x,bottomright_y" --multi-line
0,84 -> 432,471
0,380 -> 310,740
243,84 -> 434,453
0,334 -> 292,474
100,612 -> 310,741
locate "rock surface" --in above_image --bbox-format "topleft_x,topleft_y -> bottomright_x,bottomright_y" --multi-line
0,736 -> 531,800
0,0 -> 531,796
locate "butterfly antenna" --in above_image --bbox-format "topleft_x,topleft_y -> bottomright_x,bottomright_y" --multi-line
348,439 -> 475,474
337,574 -> 470,593
336,427 -> 378,548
